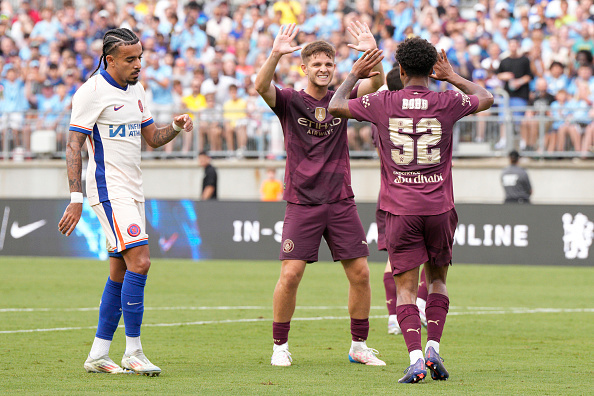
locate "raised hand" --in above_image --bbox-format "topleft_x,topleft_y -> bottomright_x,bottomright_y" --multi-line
351,49 -> 384,79
272,24 -> 302,56
430,49 -> 456,81
347,21 -> 377,52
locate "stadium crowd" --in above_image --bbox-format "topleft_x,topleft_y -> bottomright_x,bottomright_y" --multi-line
1,0 -> 594,159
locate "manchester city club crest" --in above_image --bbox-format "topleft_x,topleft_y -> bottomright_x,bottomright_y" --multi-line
138,100 -> 143,112
315,107 -> 326,122
283,239 -> 294,253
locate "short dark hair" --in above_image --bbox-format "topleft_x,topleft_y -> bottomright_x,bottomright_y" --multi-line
550,61 -> 564,70
301,40 -> 335,64
395,37 -> 437,78
386,66 -> 403,91
199,151 -> 210,157
509,150 -> 520,163
576,49 -> 593,64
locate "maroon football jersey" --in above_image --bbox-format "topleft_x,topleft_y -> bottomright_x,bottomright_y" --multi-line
349,85 -> 479,215
271,85 -> 358,204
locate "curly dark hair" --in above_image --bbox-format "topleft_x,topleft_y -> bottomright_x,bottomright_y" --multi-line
395,37 -> 437,78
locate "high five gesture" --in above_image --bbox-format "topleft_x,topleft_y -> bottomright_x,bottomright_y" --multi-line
347,21 -> 378,52
255,24 -> 303,107
272,24 -> 303,56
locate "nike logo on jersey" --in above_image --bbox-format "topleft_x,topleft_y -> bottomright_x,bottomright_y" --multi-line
127,302 -> 142,305
114,105 -> 124,111
10,219 -> 47,239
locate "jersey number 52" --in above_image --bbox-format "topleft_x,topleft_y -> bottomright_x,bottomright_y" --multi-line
388,117 -> 442,165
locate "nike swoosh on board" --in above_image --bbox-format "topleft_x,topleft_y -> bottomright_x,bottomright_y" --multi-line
10,220 -> 47,239
114,105 -> 124,111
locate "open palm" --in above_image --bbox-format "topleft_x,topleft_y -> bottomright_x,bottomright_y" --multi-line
347,21 -> 377,52
272,24 -> 302,55
430,49 -> 456,81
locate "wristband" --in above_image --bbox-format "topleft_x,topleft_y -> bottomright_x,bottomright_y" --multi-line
70,192 -> 84,204
172,122 -> 182,132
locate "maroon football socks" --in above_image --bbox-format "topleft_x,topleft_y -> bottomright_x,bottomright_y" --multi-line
272,321 -> 290,345
350,318 -> 369,342
426,293 -> 449,343
383,272 -> 398,315
396,304 -> 422,353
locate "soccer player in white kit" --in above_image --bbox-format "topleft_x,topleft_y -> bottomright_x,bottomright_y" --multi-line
58,28 -> 193,376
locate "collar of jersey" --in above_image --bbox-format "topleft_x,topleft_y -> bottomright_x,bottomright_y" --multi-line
100,68 -> 128,91
404,85 -> 429,91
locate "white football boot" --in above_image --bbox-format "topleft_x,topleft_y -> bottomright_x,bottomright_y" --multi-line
121,350 -> 161,376
84,355 -> 125,374
271,343 -> 292,366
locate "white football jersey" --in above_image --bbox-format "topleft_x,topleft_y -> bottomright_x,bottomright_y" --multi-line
69,69 -> 154,206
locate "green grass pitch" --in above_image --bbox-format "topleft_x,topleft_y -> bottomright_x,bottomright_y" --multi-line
1,257 -> 592,395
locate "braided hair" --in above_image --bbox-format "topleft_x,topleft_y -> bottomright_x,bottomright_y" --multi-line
91,28 -> 140,78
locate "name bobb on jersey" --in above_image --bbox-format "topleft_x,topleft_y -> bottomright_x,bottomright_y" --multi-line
348,86 -> 479,216
69,69 -> 154,206
271,86 -> 358,205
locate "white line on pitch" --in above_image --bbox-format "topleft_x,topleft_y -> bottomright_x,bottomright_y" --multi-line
0,305 -> 386,313
0,308 -> 592,334
0,305 -> 546,313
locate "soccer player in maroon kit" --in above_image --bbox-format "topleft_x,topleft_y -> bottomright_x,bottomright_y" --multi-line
255,22 -> 386,367
373,67 -> 429,336
329,38 -> 493,382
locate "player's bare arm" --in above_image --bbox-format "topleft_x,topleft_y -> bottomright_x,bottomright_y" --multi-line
58,130 -> 87,236
142,114 -> 193,148
347,21 -> 385,97
431,49 -> 494,113
328,48 -> 384,119
255,24 -> 302,107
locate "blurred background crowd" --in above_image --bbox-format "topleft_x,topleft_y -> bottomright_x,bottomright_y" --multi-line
1,0 -> 594,160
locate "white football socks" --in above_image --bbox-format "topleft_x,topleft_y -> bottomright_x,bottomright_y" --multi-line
426,340 -> 440,354
409,349 -> 424,365
273,342 -> 288,351
125,336 -> 143,356
351,340 -> 367,351
89,337 -> 112,359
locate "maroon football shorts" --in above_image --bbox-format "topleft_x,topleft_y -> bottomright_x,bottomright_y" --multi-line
376,203 -> 387,251
385,208 -> 458,275
279,197 -> 370,263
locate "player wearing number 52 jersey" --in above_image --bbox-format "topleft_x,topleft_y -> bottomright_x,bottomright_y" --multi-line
329,38 -> 493,383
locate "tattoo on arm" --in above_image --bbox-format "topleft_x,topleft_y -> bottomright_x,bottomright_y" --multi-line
151,123 -> 180,148
66,131 -> 87,192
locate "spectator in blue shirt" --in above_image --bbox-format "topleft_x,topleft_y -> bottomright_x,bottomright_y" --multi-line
170,17 -> 208,55
1,65 -> 30,150
391,0 -> 414,42
545,61 -> 569,95
302,0 -> 340,40
29,8 -> 64,56
27,80 -> 62,131
143,52 -> 174,123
